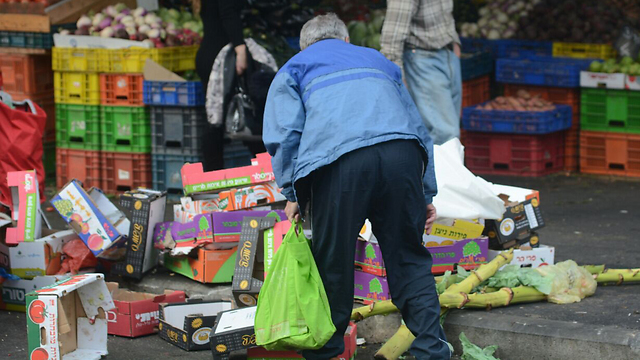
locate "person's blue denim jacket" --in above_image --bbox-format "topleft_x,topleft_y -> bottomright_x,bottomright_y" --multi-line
262,39 -> 437,205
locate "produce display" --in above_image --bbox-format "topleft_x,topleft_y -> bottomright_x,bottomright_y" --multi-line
588,56 -> 640,75
476,91 -> 556,112
453,0 -> 480,26
347,9 -> 385,50
59,3 -> 202,48
458,0 -> 541,39
515,0 -> 625,43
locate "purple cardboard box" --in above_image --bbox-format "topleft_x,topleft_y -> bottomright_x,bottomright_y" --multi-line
354,270 -> 390,303
354,240 -> 386,276
428,237 -> 489,274
211,210 -> 285,243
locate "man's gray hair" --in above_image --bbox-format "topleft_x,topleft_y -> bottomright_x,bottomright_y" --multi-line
299,13 -> 349,50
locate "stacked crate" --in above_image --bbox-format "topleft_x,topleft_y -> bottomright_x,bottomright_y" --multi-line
144,79 -> 205,196
460,51 -> 492,109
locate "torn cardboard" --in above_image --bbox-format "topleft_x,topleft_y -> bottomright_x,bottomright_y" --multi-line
143,59 -> 186,82
0,275 -> 68,312
6,170 -> 41,244
163,247 -> 237,284
158,300 -> 232,351
209,306 -> 257,360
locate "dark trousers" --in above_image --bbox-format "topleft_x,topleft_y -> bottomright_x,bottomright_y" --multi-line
302,140 -> 450,360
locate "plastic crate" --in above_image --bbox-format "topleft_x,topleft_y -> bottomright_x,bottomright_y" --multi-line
100,106 -> 151,153
580,88 -> 640,134
101,151 -> 152,194
55,104 -> 100,150
464,131 -> 565,176
462,75 -> 491,108
564,125 -> 580,172
0,53 -> 53,98
460,51 -> 492,81
496,56 -> 593,88
462,103 -> 572,134
0,31 -> 53,49
100,74 -> 144,106
56,148 -> 102,189
580,131 -> 640,177
152,153 -> 202,194
150,106 -> 205,155
223,141 -> 253,168
552,42 -> 616,60
52,47 -> 105,72
143,80 -> 204,106
460,38 -> 552,58
104,45 -> 198,73
54,71 -> 100,105
503,84 -> 580,116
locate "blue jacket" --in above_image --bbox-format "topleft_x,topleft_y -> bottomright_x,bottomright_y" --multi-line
262,39 -> 437,205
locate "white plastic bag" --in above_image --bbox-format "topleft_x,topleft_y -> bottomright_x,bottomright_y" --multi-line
431,138 -> 505,220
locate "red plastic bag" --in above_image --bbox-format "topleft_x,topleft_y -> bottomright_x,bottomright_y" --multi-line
0,99 -> 46,208
57,239 -> 98,275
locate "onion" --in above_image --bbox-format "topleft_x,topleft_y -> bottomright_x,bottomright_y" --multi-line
77,15 -> 92,29
100,27 -> 115,38
133,7 -> 147,18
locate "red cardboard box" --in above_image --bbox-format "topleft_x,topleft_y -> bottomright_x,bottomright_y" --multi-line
181,153 -> 275,195
106,283 -> 186,338
247,322 -> 357,360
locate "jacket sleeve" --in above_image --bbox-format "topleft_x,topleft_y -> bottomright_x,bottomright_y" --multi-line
422,138 -> 437,205
380,0 -> 418,72
262,72 -> 305,202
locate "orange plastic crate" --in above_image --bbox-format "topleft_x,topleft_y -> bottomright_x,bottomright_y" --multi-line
56,148 -> 102,190
101,151 -> 152,194
0,53 -> 53,99
462,75 -> 490,108
99,74 -> 144,106
580,131 -> 640,177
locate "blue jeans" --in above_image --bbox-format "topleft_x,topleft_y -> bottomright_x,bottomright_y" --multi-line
403,47 -> 462,145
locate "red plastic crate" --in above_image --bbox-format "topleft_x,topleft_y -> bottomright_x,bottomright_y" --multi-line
56,148 -> 102,190
464,131 -> 565,176
0,53 -> 53,99
101,151 -> 152,194
580,131 -> 640,177
462,75 -> 490,108
564,126 -> 579,172
99,74 -> 144,106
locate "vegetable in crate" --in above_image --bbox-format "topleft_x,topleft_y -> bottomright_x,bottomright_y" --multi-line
589,57 -> 640,75
458,0 -> 539,39
347,9 -> 385,50
478,91 -> 555,112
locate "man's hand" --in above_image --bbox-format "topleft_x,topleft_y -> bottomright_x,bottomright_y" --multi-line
285,201 -> 300,223
235,44 -> 248,75
425,204 -> 437,235
453,42 -> 461,58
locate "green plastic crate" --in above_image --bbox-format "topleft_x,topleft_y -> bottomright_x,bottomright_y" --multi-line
55,104 -> 101,150
580,88 -> 640,134
100,106 -> 151,153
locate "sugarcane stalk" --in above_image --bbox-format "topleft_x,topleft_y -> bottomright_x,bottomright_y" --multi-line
457,286 -> 546,309
442,249 -> 514,296
582,265 -> 606,275
374,325 -> 415,360
595,269 -> 640,285
351,300 -> 398,321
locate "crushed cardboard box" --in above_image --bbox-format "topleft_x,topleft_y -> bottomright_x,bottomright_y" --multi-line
158,300 -> 232,351
1,275 -> 69,312
163,246 -> 237,284
209,306 -> 257,360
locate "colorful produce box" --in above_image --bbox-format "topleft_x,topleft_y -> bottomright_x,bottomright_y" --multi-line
0,275 -> 68,312
488,245 -> 555,269
484,198 -> 545,246
354,270 -> 390,303
354,239 -> 386,276
428,237 -> 489,275
164,247 -> 237,284
107,283 -> 186,338
26,274 -> 114,360
181,153 -> 275,195
158,301 -> 232,351
6,170 -> 41,244
210,306 -> 257,360
179,181 -> 285,213
423,218 -> 485,247
51,180 -> 130,259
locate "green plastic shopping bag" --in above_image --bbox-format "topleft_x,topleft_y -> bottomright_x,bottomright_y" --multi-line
254,222 -> 336,350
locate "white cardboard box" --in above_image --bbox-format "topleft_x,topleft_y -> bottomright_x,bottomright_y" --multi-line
580,71 -> 625,89
488,245 -> 555,269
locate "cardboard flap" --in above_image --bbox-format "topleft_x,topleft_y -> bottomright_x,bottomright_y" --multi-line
77,278 -> 114,318
75,318 -> 108,355
143,59 -> 186,82
214,307 -> 256,334
162,302 -> 232,329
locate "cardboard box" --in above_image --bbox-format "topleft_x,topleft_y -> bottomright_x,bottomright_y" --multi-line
428,237 -> 489,275
209,306 -> 257,359
580,71 -> 626,89
354,239 -> 386,276
51,180 -> 130,259
180,181 -> 286,213
359,219 -> 373,241
489,230 -> 540,250
181,153 -> 275,195
112,189 -> 167,280
232,217 -> 277,307
6,170 -> 42,244
158,300 -> 232,351
354,270 -> 390,303
164,247 -> 237,284
484,198 -> 545,246
0,275 -> 68,312
626,75 -> 640,91
26,274 -> 114,360
423,218 -> 485,247
264,220 -> 291,278
0,229 -> 79,279
247,322 -> 358,360
488,245 -> 555,269
106,283 -> 186,338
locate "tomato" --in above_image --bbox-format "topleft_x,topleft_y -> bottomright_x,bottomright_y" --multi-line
28,300 -> 46,324
30,347 -> 49,360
